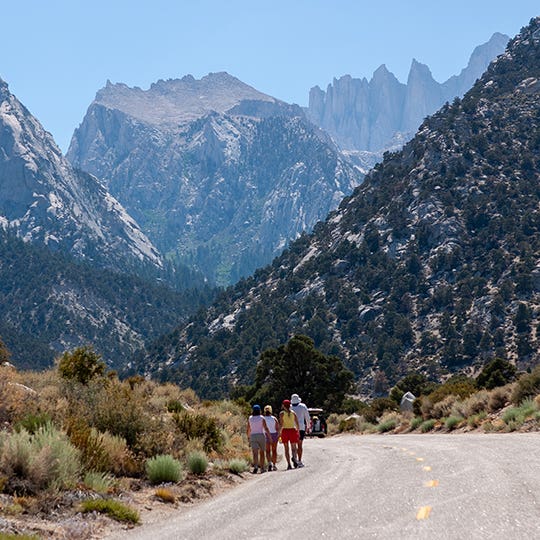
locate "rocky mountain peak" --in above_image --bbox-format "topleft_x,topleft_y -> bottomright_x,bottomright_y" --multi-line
305,33 -> 509,164
0,77 -> 9,97
68,73 -> 363,285
93,71 -> 281,128
0,76 -> 162,271
407,59 -> 435,82
372,64 -> 393,82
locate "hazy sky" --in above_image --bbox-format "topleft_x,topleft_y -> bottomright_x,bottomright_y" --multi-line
1,1 -> 538,151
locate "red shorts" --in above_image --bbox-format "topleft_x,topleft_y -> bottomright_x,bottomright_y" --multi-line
280,428 -> 299,444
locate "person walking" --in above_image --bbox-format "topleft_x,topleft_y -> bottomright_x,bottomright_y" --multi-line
247,404 -> 271,474
263,404 -> 280,471
291,393 -> 311,467
279,399 -> 300,470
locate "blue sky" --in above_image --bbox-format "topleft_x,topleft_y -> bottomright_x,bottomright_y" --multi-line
1,1 -> 538,151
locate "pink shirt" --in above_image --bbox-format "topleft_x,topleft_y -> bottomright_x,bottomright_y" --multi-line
249,415 -> 267,434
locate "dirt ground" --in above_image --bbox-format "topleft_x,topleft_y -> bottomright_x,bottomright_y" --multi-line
0,470 -> 248,539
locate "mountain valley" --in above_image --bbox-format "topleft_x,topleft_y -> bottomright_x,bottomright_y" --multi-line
137,19 -> 540,399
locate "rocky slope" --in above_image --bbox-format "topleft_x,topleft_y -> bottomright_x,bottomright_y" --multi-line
307,33 -> 509,168
0,77 -> 162,274
137,19 -> 540,399
67,73 -> 363,285
0,229 -> 211,370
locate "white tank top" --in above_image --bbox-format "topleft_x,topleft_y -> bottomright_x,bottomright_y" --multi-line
249,415 -> 266,434
263,415 -> 278,433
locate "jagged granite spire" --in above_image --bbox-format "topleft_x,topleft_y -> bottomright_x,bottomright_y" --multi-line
305,33 -> 509,164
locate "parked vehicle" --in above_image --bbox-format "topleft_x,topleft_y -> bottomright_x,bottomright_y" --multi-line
307,407 -> 327,437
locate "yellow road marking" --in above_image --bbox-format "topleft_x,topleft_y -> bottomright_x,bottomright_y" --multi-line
416,457 -> 424,462
424,480 -> 439,488
423,466 -> 432,472
416,506 -> 432,520
401,448 -> 408,451
408,451 -> 416,456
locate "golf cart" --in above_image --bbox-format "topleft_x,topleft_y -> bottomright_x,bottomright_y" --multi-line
307,408 -> 327,438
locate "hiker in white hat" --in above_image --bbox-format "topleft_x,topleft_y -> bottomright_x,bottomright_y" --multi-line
290,393 -> 310,467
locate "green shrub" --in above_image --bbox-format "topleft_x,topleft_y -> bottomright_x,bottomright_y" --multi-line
467,411 -> 487,428
80,498 -> 139,524
14,412 -> 52,434
410,417 -> 423,430
146,454 -> 183,484
428,377 -> 477,404
166,400 -> 185,413
338,417 -> 359,432
173,412 -> 223,453
83,471 -> 114,494
511,367 -> 540,405
0,429 -> 32,481
420,419 -> 436,433
476,358 -> 517,389
445,416 -> 462,431
0,534 -> 39,540
377,418 -> 398,433
0,423 -> 80,492
502,399 -> 538,426
187,451 -> 208,475
502,408 -> 520,424
58,346 -> 106,385
228,458 -> 249,474
358,421 -> 377,433
32,424 -> 81,489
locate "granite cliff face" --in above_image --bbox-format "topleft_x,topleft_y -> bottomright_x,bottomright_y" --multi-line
137,20 -> 540,398
0,77 -> 161,273
307,33 -> 509,168
67,73 -> 363,285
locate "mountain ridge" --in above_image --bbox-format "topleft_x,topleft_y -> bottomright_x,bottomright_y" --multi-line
135,18 -> 540,399
306,32 -> 510,168
67,75 -> 363,285
93,72 -> 284,127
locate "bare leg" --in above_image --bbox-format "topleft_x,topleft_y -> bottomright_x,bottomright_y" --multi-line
291,442 -> 298,464
266,441 -> 272,466
283,441 -> 291,467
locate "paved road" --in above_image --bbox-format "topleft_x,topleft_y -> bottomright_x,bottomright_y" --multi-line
109,433 -> 539,540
